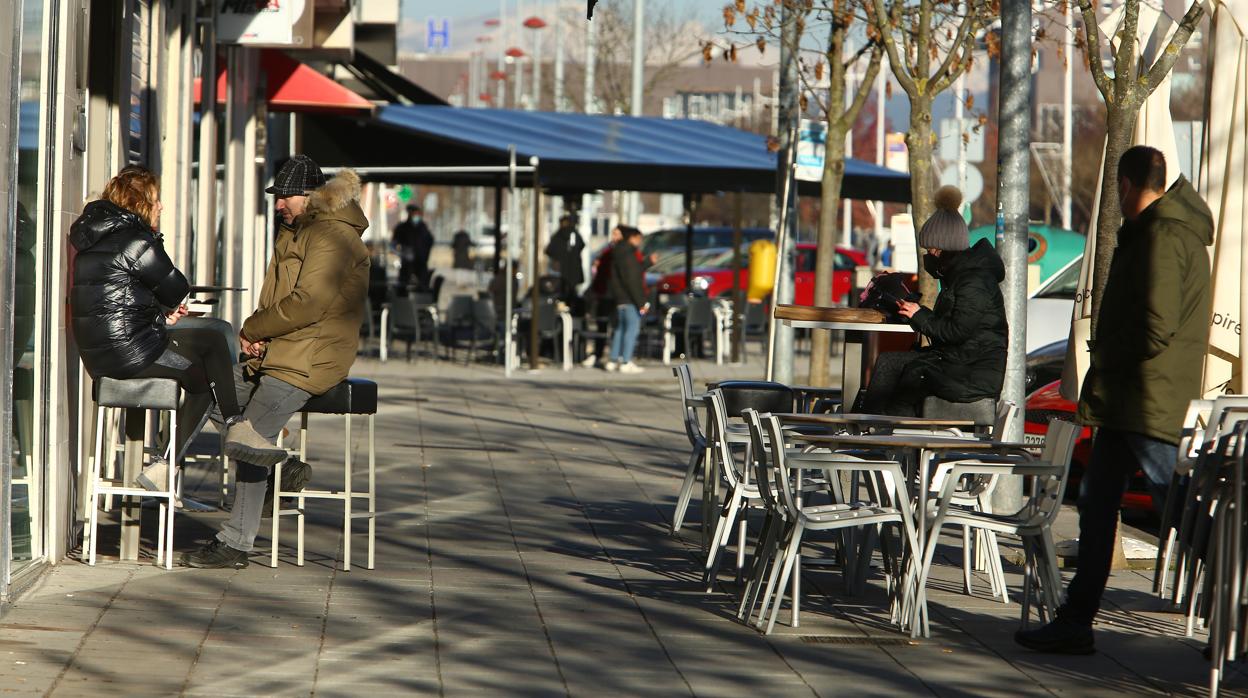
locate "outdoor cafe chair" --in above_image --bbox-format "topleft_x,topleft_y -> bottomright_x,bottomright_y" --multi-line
750,412 -> 922,636
1153,398 -> 1215,599
670,364 -> 708,534
916,419 -> 1080,635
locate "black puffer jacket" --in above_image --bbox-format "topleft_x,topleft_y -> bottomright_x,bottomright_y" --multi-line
905,239 -> 1008,402
69,200 -> 189,379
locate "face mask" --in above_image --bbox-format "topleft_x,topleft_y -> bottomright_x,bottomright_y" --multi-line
922,253 -> 943,278
413,216 -> 422,223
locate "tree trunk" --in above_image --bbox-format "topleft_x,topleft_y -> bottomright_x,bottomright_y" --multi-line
808,130 -> 848,387
907,99 -> 938,305
1089,103 -> 1137,336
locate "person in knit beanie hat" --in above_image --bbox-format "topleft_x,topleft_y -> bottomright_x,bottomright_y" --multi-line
854,184 -> 1008,416
917,186 -> 970,251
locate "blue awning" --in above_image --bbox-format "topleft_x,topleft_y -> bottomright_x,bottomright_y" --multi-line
305,105 -> 911,202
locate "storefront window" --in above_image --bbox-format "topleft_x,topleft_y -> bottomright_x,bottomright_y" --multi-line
10,0 -> 47,575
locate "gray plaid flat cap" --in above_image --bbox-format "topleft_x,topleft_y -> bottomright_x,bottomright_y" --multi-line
266,155 -> 326,197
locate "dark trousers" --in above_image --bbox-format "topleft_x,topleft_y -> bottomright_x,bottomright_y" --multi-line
133,326 -> 242,420
858,351 -> 926,417
1058,427 -> 1177,625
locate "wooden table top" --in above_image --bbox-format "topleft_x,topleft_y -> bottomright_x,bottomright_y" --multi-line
776,413 -> 983,428
791,432 -> 1025,451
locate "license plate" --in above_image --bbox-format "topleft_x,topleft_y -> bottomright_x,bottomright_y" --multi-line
1023,433 -> 1046,446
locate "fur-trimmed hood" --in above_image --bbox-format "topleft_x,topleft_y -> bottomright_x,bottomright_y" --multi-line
303,169 -> 368,236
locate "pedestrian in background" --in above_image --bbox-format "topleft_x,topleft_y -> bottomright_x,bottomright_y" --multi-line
392,204 -> 433,290
1016,146 -> 1213,655
581,225 -> 624,368
606,226 -> 648,374
545,214 -> 587,314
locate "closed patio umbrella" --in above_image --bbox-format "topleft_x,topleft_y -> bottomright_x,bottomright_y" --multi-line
1059,3 -> 1185,401
1201,0 -> 1248,396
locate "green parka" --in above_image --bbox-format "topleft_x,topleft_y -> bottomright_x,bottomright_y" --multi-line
1077,176 -> 1213,444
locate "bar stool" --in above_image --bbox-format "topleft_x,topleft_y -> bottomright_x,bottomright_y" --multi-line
270,378 -> 377,571
83,377 -> 183,569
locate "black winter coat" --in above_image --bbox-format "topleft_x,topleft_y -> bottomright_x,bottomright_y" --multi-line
69,200 -> 190,379
905,239 -> 1008,403
608,240 -> 646,307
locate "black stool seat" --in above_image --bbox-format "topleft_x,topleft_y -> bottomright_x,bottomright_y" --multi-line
709,380 -> 795,417
303,378 -> 378,415
93,377 -> 183,410
922,396 -> 996,426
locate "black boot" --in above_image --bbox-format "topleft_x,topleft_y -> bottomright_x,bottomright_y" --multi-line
263,457 -> 313,518
1014,618 -> 1095,655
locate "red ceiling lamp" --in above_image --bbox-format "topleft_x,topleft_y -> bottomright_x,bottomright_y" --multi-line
484,18 -> 501,26
479,93 -> 494,103
522,17 -> 547,29
490,70 -> 508,81
505,47 -> 525,58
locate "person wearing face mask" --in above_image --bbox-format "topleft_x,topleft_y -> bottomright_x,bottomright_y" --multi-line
857,185 -> 1007,417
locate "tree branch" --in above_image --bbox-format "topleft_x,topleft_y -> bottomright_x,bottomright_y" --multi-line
1142,0 -> 1205,95
1076,0 -> 1113,100
1114,0 -> 1141,103
868,0 -> 918,95
931,4 -> 977,90
840,44 -> 884,130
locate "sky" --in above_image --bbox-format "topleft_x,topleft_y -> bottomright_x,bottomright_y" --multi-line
402,0 -> 725,54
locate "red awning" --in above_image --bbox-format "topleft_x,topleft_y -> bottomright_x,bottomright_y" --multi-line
194,50 -> 373,115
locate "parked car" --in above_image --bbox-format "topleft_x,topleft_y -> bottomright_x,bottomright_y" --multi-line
639,226 -> 774,259
1025,254 -> 1081,353
654,243 -> 867,305
1025,339 -> 1067,394
1024,379 -> 1157,515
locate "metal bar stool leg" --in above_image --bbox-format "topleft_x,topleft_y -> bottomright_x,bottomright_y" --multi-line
344,412 -> 353,572
367,414 -> 376,570
298,412 -> 309,567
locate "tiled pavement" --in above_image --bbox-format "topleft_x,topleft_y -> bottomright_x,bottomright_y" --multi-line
1,356 -> 1245,697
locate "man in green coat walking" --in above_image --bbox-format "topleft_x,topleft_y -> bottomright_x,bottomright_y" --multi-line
1017,146 -> 1213,654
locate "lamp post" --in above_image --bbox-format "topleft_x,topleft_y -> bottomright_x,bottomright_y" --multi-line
506,47 -> 526,109
523,17 -> 546,111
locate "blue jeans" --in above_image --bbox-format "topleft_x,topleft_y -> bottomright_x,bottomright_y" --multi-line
1058,428 -> 1177,625
610,304 -> 641,364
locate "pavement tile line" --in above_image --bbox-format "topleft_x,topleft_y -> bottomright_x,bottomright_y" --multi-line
461,390 -> 573,697
507,380 -> 706,696
177,569 -> 238,695
42,567 -> 137,694
415,395 -> 446,697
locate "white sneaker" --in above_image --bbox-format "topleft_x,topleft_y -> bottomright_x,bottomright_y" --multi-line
580,355 -> 598,368
619,362 -> 645,374
604,361 -> 619,372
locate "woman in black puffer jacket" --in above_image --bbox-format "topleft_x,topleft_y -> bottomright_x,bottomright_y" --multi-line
859,186 -> 1008,417
70,166 -> 284,479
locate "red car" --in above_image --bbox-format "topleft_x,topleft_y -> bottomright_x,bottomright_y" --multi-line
655,243 -> 867,305
1024,379 -> 1156,513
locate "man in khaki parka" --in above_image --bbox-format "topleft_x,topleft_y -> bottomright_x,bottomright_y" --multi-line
1017,146 -> 1213,653
182,155 -> 370,569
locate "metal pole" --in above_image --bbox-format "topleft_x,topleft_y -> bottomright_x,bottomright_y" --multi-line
768,1 -> 800,385
1061,5 -> 1073,230
195,15 -> 217,286
531,25 -> 542,110
530,156 -> 543,370
875,56 -> 886,242
494,186 -> 504,273
956,71 -> 967,212
732,193 -> 745,363
994,0 -> 1032,513
505,149 -> 517,377
497,0 -> 507,106
584,7 -> 596,113
554,1 -> 565,111
628,0 -> 644,223
842,46 -> 855,248
684,194 -> 695,290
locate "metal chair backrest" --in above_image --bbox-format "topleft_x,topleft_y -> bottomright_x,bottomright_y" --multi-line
992,400 -> 1020,439
762,414 -> 802,522
685,296 -> 714,330
537,300 -> 561,334
673,365 -> 705,447
744,302 -> 767,334
472,299 -> 497,334
743,409 -> 783,516
706,389 -> 747,490
1033,419 -> 1081,525
391,297 -> 419,332
446,295 -> 475,326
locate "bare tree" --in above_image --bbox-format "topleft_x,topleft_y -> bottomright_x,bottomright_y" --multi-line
866,0 -> 995,303
563,1 -> 704,115
1070,0 -> 1203,326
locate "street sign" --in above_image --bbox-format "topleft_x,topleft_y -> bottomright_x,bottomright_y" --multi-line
940,165 -> 985,207
795,119 -> 826,182
939,118 -> 985,162
885,133 -> 908,173
397,185 -> 413,203
427,18 -> 451,51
